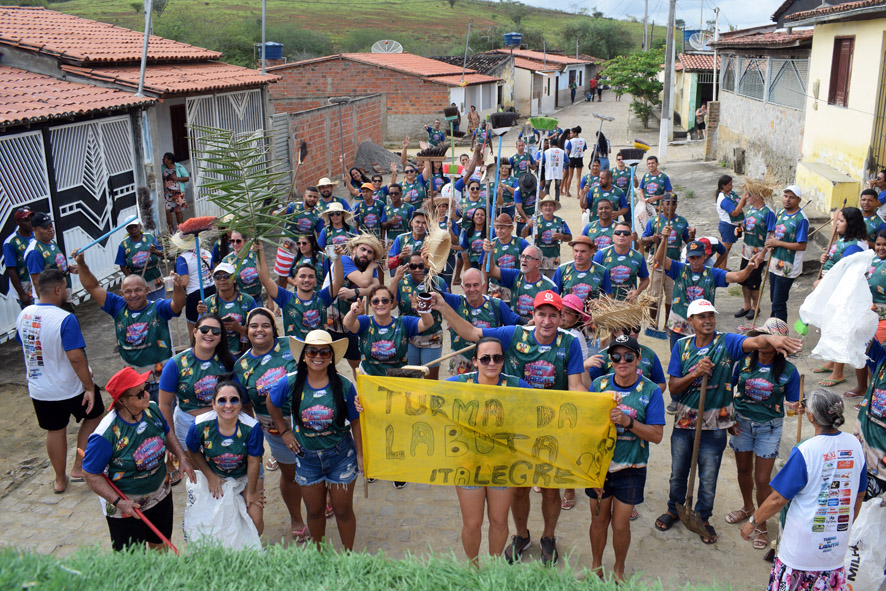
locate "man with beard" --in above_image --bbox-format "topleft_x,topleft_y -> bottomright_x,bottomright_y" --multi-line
381,183 -> 415,245
582,199 -> 617,250
440,267 -> 520,374
655,299 -> 802,544
279,186 -> 324,239
488,213 -> 530,302
553,235 -> 611,301
432,290 -> 585,566
314,177 -> 352,214
583,169 -> 628,222
482,242 -> 557,321
387,210 -> 428,274
115,218 -> 164,302
3,206 -> 34,307
593,221 -> 649,301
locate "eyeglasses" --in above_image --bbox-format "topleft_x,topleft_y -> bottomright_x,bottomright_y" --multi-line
613,230 -> 632,236
616,158 -> 623,162
610,352 -> 637,364
520,254 -> 540,261
230,239 -> 244,245
371,297 -> 391,306
213,273 -> 231,281
305,347 -> 333,359
408,263 -> 425,270
478,354 -> 504,365
389,192 -> 402,196
198,325 -> 222,336
297,241 -> 310,246
216,396 -> 241,405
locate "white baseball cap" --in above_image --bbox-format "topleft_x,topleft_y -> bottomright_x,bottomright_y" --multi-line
784,184 -> 803,198
686,299 -> 718,317
212,262 -> 236,276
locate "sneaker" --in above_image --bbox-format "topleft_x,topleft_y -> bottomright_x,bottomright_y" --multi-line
504,531 -> 531,563
393,481 -> 407,489
366,478 -> 377,483
540,536 -> 559,566
666,400 -> 679,414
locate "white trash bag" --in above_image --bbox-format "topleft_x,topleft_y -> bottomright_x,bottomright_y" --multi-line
844,497 -> 886,590
183,471 -> 261,550
799,250 -> 878,369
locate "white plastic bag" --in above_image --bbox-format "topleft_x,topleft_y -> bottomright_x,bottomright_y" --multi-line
799,250 -> 877,368
183,471 -> 261,550
844,497 -> 886,590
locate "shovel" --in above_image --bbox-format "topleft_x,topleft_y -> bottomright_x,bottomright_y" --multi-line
676,372 -> 710,537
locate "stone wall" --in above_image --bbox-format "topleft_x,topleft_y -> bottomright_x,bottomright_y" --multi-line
715,91 -> 805,184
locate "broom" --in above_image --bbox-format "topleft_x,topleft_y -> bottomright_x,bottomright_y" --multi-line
178,216 -> 217,306
385,344 -> 478,378
287,140 -> 309,202
644,212 -> 671,340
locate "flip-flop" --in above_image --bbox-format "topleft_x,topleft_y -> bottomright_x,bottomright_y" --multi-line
325,505 -> 334,519
819,378 -> 847,388
292,526 -> 309,545
812,365 -> 832,374
699,523 -> 717,544
655,512 -> 678,531
69,475 -> 85,483
630,509 -> 640,521
843,390 -> 864,399
561,497 -> 575,510
53,477 -> 69,494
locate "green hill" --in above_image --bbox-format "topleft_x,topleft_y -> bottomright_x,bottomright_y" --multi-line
33,0 -> 669,67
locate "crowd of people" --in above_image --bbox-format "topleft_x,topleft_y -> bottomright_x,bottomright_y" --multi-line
8,119 -> 886,588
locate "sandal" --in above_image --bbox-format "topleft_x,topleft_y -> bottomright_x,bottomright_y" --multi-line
325,505 -> 334,519
53,477 -> 69,494
655,512 -> 678,531
819,378 -> 847,388
630,509 -> 639,521
265,457 -> 279,471
561,496 -> 575,510
699,523 -> 717,544
292,526 -> 309,545
752,527 -> 769,550
725,507 -> 754,524
169,469 -> 182,486
843,390 -> 864,399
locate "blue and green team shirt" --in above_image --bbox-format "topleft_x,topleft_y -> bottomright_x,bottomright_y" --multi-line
159,349 -> 230,413
447,372 -> 531,388
102,292 -> 177,368
234,337 -> 295,416
203,291 -> 257,352
582,220 -> 616,250
388,232 -> 426,264
858,341 -> 886,475
82,401 -> 170,496
115,233 -> 162,283
593,246 -> 649,301
864,214 -> 886,242
272,286 -> 333,339
510,153 -> 534,176
25,239 -> 70,287
401,175 -> 428,211
487,233 -> 530,273
222,251 -> 262,301
868,256 -> 886,307
533,216 -> 571,259
731,356 -> 800,423
353,198 -> 387,238
269,373 -> 360,451
639,171 -> 672,198
587,343 -> 666,385
317,225 -> 356,249
186,411 -> 264,479
481,325 -> 583,390
315,196 -> 352,214
822,237 -> 866,272
498,267 -> 558,319
283,203 -> 324,237
426,126 -> 447,146
353,315 -> 421,376
587,186 -> 627,222
384,201 -> 415,240
642,215 -> 691,260
441,292 -> 520,352
552,261 -> 612,300
3,231 -> 32,280
590,373 -> 665,471
611,167 -> 632,192
514,187 -> 537,217
289,252 -> 329,286
580,173 -> 600,192
664,261 -> 728,320
460,227 -> 487,265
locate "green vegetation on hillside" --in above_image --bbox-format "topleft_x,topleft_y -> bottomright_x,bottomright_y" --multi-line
0,545 -> 735,591
34,0 -> 669,67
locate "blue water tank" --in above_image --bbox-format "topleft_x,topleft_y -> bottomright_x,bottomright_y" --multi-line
503,32 -> 522,47
262,42 -> 283,60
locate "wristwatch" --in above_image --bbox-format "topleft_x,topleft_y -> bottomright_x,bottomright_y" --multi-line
748,514 -> 756,525
112,496 -> 122,507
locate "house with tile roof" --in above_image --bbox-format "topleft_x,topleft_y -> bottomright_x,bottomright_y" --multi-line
488,48 -> 600,110
0,6 -> 277,342
268,52 -> 502,143
430,54 -> 514,112
673,53 -> 720,137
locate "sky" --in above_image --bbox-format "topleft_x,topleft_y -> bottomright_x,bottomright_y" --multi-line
521,0 -> 778,32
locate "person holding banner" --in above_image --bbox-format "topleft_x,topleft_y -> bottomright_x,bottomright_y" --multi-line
266,330 -> 362,551
445,337 -> 531,565
588,334 -> 665,583
432,289 -> 586,566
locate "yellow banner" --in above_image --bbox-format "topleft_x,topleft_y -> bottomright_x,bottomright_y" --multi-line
358,376 -> 618,488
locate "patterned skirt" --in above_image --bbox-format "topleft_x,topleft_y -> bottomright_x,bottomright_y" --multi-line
767,556 -> 846,591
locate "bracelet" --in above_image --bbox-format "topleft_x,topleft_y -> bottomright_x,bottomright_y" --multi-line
626,417 -> 635,430
355,288 -> 359,297
280,428 -> 291,436
112,496 -> 122,507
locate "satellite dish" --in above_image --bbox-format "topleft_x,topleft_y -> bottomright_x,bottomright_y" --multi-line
687,32 -> 712,52
371,40 -> 403,54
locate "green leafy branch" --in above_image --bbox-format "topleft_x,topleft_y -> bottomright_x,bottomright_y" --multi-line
603,50 -> 664,128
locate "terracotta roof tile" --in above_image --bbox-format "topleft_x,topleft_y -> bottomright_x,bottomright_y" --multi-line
341,53 -> 471,77
0,65 -> 153,127
514,57 -> 561,72
61,62 -> 278,96
0,6 -> 221,65
431,73 -> 502,86
429,54 -> 510,74
709,30 -> 813,49
677,53 -> 721,71
494,48 -> 590,65
786,0 -> 886,21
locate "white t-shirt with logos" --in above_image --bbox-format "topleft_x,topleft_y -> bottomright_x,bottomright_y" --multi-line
175,249 -> 215,295
16,303 -> 86,401
543,148 -> 567,180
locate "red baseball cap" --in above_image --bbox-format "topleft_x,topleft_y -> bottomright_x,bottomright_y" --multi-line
533,290 -> 562,311
105,367 -> 152,407
14,207 -> 34,222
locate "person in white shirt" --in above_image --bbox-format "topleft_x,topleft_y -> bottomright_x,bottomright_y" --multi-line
16,269 -> 103,494
542,138 -> 567,202
563,126 -> 587,199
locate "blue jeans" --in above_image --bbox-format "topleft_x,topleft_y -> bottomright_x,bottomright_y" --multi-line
769,272 -> 794,322
667,427 -> 728,522
668,329 -> 682,354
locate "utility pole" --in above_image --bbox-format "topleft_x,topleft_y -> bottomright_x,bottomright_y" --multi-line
643,0 -> 649,50
712,7 -> 720,100
658,0 -> 676,163
700,0 -> 704,30
260,0 -> 266,75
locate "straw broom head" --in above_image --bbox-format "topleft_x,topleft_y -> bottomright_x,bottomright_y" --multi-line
584,294 -> 655,336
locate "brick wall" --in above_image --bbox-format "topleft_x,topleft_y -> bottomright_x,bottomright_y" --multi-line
269,57 -> 451,141
284,94 -> 386,191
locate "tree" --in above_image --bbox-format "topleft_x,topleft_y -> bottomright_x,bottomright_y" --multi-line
603,49 -> 664,128
448,0 -> 457,7
592,7 -> 604,18
562,19 -> 634,60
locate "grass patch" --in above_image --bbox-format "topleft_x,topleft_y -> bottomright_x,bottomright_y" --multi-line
727,285 -> 743,297
0,545 -> 736,591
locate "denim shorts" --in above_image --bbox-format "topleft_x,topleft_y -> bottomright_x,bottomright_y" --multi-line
729,413 -> 783,459
585,466 -> 647,505
406,344 -> 442,365
718,221 -> 739,244
264,428 -> 298,465
294,434 -> 359,487
173,406 -> 197,450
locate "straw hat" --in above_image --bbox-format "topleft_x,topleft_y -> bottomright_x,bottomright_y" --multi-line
538,195 -> 561,212
429,189 -> 461,216
319,202 -> 355,225
288,331 -> 349,365
348,232 -> 385,261
317,177 -> 340,187
747,317 -> 789,337
170,231 -> 196,251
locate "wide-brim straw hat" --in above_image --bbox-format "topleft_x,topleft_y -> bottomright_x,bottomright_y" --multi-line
538,195 -> 561,212
319,202 -> 355,225
170,231 -> 196,251
428,190 -> 461,215
348,232 -> 385,261
288,331 -> 349,365
317,177 -> 340,187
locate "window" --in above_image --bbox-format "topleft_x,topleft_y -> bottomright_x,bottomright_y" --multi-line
769,58 -> 808,110
721,57 -> 736,92
738,58 -> 767,101
828,37 -> 854,107
169,104 -> 189,161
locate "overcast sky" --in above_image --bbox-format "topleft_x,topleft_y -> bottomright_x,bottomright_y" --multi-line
522,0 -> 777,32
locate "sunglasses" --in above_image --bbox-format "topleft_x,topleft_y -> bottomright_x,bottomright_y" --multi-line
371,297 -> 391,306
610,352 -> 637,364
613,230 -> 632,236
127,387 -> 149,400
408,263 -> 425,270
330,212 -> 343,216
372,179 -> 382,183
798,399 -> 808,411
469,186 -> 481,191
404,169 -> 415,173
198,325 -> 222,336
297,241 -> 310,246
389,192 -> 402,196
305,347 -> 333,359
216,396 -> 241,405
213,273 -> 231,280
478,354 -> 504,365
230,239 -> 244,244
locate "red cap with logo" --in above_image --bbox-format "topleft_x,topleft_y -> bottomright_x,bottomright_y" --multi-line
533,290 -> 562,311
104,367 -> 152,407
